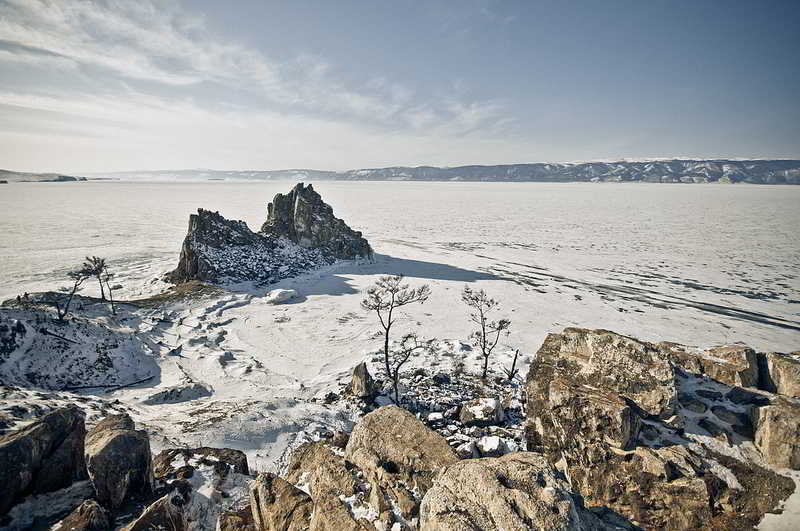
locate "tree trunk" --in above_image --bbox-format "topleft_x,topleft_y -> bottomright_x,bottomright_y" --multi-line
97,277 -> 106,300
105,279 -> 116,315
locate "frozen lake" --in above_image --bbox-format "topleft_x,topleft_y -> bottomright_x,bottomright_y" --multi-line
1,180 -> 799,351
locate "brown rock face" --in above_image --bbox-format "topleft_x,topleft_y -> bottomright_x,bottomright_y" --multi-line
0,407 -> 87,516
420,453 -> 624,531
217,506 -> 257,531
286,441 -> 357,499
249,473 -> 313,531
85,414 -> 153,510
54,500 -> 112,531
530,328 -> 677,418
122,488 -> 190,531
525,328 -> 796,530
261,183 -> 372,260
153,446 -> 250,478
666,344 -> 760,388
758,351 -> 800,397
752,399 -> 800,469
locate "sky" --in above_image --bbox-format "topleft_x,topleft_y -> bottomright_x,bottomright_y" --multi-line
0,0 -> 798,173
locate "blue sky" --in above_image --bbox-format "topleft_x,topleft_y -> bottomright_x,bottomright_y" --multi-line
0,0 -> 798,173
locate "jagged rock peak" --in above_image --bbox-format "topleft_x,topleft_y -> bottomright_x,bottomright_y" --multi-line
261,182 -> 372,260
167,183 -> 371,284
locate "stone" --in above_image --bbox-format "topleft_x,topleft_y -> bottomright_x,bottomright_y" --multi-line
527,377 -> 642,453
725,387 -> 770,406
0,407 -> 87,516
752,399 -> 800,469
153,446 -> 250,479
419,453 -> 620,530
459,397 -> 504,426
696,389 -> 723,401
54,500 -> 112,531
530,328 -> 677,418
217,506 -> 257,531
85,413 -> 153,510
249,473 -> 313,531
475,435 -> 508,457
261,183 -> 372,260
309,494 -> 375,531
345,406 -> 459,495
758,352 -> 800,398
122,485 -> 191,531
285,441 -> 357,499
678,393 -> 707,413
349,362 -> 375,399
710,405 -> 753,438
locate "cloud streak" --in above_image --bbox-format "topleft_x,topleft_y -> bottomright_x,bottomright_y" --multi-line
0,0 -> 513,136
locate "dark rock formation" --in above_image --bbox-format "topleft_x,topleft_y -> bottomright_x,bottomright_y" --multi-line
154,446 -> 249,478
0,406 -> 87,516
217,506 -> 257,531
525,328 -> 796,530
168,183 -> 370,284
54,500 -> 112,531
261,183 -> 371,259
85,414 -> 153,510
122,486 -> 190,531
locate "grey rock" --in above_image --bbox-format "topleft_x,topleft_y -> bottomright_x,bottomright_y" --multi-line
752,399 -> 800,469
758,351 -> 800,398
85,414 -> 153,510
459,397 -> 504,426
349,362 -> 375,399
54,500 -> 111,531
0,407 -> 87,516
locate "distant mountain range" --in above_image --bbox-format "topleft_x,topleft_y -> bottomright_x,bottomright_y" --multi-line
0,169 -> 86,183
4,159 -> 800,184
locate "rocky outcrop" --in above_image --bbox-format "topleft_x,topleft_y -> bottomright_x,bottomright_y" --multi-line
0,407 -> 87,516
420,453 -> 625,531
758,351 -> 800,397
85,414 -> 153,510
168,183 -> 370,284
249,473 -> 313,531
54,500 -> 112,531
261,183 -> 371,259
752,399 -> 800,469
525,328 -> 797,530
154,446 -> 249,478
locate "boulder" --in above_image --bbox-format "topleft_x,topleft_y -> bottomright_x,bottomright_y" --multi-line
249,473 -> 313,531
85,414 -> 153,510
123,483 -> 191,531
54,500 -> 112,531
0,407 -> 87,516
345,406 -> 458,495
217,506 -> 257,531
349,362 -> 375,399
752,399 -> 800,469
527,378 -> 642,454
285,441 -> 357,498
153,446 -> 250,479
261,183 -> 372,260
475,435 -> 508,457
419,452 -> 620,530
459,397 -> 504,426
758,351 -> 800,398
530,328 -> 677,418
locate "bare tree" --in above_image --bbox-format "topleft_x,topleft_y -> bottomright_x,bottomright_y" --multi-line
51,270 -> 88,322
102,266 -> 117,315
388,333 -> 433,403
361,275 -> 430,396
81,256 -> 107,300
461,286 -> 511,379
